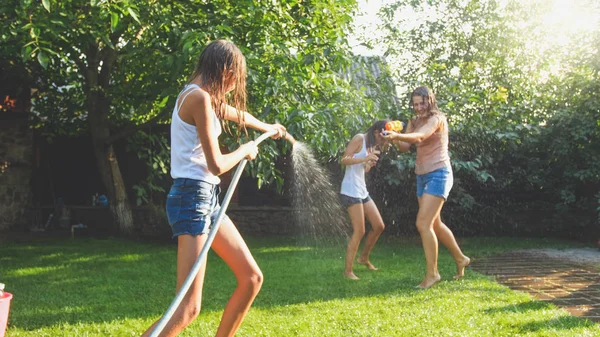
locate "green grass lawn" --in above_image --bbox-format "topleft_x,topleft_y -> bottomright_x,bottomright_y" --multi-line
1,235 -> 598,336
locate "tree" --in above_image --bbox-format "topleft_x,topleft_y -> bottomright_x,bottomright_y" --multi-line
370,0 -> 600,237
2,0 -> 396,235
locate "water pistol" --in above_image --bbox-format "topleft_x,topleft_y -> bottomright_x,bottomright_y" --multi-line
382,121 -> 404,135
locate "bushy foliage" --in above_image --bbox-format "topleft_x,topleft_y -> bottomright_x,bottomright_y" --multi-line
373,0 -> 600,241
0,0 -> 392,210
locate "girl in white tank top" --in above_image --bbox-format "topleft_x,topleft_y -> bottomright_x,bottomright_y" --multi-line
340,120 -> 390,280
142,40 -> 291,337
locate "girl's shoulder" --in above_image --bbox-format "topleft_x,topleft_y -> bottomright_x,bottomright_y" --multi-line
176,86 -> 212,123
179,87 -> 211,109
434,113 -> 448,127
422,113 -> 446,125
346,134 -> 365,152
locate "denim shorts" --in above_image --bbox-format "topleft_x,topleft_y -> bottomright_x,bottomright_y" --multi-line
416,167 -> 453,200
166,178 -> 227,237
339,194 -> 372,208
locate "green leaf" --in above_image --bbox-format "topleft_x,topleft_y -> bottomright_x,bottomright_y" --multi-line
127,8 -> 141,24
157,96 -> 169,108
101,35 -> 115,49
30,27 -> 40,39
216,25 -> 234,34
110,13 -> 119,32
42,0 -> 50,12
37,51 -> 49,69
40,47 -> 58,55
21,45 -> 33,61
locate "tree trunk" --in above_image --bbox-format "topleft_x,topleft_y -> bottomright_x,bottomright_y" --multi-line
93,141 -> 135,236
85,53 -> 135,236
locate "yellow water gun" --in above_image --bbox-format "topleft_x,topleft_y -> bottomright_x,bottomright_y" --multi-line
383,120 -> 404,135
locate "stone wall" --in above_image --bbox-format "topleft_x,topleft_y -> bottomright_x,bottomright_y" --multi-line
134,205 -> 301,239
227,206 -> 298,236
129,204 -> 336,240
0,118 -> 33,231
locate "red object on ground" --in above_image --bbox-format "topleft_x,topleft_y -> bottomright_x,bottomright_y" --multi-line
0,292 -> 12,337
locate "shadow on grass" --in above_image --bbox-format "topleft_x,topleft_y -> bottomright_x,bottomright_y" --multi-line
484,300 -> 555,314
482,302 -> 597,332
518,316 -> 597,332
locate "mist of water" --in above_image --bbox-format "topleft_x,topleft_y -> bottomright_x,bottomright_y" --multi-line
290,142 -> 349,245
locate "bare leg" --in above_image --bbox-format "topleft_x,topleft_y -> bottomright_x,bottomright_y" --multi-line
433,216 -> 470,280
415,194 -> 444,289
142,234 -> 209,337
344,203 -> 366,279
356,200 -> 385,271
211,217 -> 263,337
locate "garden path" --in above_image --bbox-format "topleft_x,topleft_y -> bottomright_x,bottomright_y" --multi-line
471,249 -> 600,323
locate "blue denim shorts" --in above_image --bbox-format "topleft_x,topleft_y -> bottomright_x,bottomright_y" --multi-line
416,167 -> 453,200
339,194 -> 372,208
166,178 -> 227,237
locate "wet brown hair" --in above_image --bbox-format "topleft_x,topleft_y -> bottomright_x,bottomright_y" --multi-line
410,86 -> 442,118
189,39 -> 247,134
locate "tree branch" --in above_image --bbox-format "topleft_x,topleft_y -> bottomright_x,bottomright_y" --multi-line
104,103 -> 172,146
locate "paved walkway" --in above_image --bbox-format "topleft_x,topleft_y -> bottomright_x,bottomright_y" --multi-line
471,251 -> 600,323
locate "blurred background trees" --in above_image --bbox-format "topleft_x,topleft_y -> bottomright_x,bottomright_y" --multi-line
1,0 -> 597,240
368,0 -> 599,240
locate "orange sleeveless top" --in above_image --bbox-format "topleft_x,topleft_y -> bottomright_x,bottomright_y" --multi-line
412,115 -> 451,175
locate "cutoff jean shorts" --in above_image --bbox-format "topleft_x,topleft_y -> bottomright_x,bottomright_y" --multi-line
416,167 -> 453,200
166,178 -> 228,237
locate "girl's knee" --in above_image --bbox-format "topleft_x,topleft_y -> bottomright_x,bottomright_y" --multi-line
415,221 -> 431,233
242,268 -> 263,294
179,301 -> 202,324
354,228 -> 366,238
374,223 -> 385,234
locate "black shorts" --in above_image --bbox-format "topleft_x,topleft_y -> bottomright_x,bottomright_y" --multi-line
339,194 -> 372,208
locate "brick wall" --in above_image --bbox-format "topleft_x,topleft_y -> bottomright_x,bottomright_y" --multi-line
227,206 -> 298,236
0,118 -> 33,231
134,205 -> 301,239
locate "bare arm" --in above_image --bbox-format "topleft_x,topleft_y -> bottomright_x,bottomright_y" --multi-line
364,152 -> 379,173
184,91 -> 257,176
223,104 -> 271,132
387,116 -> 440,144
392,120 -> 413,152
223,104 -> 294,142
341,135 -> 379,166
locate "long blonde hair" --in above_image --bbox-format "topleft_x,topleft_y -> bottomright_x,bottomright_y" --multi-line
189,39 -> 247,135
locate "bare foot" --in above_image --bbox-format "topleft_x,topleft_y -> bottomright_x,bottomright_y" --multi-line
344,271 -> 359,280
416,274 -> 441,289
454,256 -> 471,280
356,258 -> 379,271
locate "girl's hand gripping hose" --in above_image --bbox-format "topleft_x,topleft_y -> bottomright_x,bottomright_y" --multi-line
149,128 -> 294,337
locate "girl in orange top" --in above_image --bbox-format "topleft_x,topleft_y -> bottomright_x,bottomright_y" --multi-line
384,86 -> 470,289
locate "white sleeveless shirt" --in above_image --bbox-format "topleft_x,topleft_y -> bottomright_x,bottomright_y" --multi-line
340,135 -> 369,199
170,84 -> 222,184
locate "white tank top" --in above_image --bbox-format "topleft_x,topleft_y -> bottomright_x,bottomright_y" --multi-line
170,84 -> 222,184
340,135 -> 369,199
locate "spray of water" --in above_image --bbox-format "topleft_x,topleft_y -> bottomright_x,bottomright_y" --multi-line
290,142 -> 349,245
